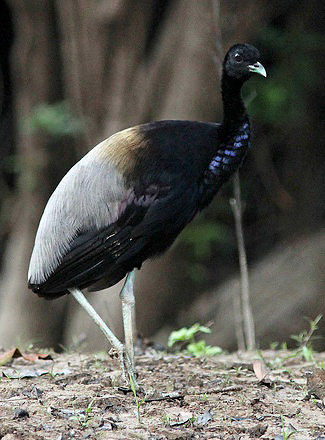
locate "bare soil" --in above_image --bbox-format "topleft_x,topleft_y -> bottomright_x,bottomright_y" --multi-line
0,349 -> 324,439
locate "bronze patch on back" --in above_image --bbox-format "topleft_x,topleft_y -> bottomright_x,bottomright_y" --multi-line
96,126 -> 147,174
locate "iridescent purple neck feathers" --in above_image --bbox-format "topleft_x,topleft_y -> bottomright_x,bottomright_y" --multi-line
200,120 -> 251,208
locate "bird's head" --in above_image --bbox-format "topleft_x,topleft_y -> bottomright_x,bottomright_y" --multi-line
223,43 -> 267,81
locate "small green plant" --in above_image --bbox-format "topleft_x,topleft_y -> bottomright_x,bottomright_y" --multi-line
291,315 -> 322,345
70,398 -> 95,428
84,399 -> 94,425
129,374 -> 145,424
269,341 -> 279,350
290,315 -> 322,363
162,413 -> 171,427
282,429 -> 295,439
269,341 -> 288,351
220,374 -> 231,387
168,323 -> 210,347
168,323 -> 222,357
281,341 -> 288,350
188,416 -> 197,427
265,316 -> 322,369
280,416 -> 296,439
231,365 -> 245,376
187,340 -> 222,357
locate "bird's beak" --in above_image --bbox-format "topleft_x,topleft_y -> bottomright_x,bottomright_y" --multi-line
248,61 -> 267,77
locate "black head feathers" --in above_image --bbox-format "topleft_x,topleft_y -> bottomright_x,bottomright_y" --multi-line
223,43 -> 266,81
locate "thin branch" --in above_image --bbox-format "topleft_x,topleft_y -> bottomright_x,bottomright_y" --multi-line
232,285 -> 246,352
230,171 -> 256,350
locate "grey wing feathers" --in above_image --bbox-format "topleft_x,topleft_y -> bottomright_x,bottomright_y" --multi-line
28,171 -> 198,295
28,152 -> 127,285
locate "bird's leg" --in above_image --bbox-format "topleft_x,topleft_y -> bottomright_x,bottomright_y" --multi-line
119,269 -> 137,370
69,287 -> 138,388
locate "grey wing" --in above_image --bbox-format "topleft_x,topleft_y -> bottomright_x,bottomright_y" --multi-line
28,154 -> 127,287
28,168 -> 198,297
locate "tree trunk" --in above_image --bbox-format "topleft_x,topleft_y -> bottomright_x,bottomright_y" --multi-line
0,1 -> 69,348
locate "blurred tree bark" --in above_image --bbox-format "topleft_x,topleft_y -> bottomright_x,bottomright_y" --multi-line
0,0 -> 273,350
0,1 -> 69,348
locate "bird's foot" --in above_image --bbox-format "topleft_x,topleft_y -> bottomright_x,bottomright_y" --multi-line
69,288 -> 140,389
109,346 -> 140,390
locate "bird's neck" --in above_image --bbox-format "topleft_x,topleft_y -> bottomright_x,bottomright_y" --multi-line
198,75 -> 251,209
221,74 -> 248,129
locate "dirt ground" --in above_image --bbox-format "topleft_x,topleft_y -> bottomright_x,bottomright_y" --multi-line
0,348 -> 324,439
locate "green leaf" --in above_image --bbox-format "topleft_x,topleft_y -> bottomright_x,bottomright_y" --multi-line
179,221 -> 230,259
167,323 -> 211,348
25,101 -> 85,138
187,340 -> 222,357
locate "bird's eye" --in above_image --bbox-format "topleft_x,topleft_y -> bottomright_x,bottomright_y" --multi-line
234,53 -> 243,62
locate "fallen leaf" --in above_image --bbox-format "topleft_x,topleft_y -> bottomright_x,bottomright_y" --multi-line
253,360 -> 268,382
195,409 -> 214,426
166,407 -> 193,426
2,366 -> 71,379
0,349 -> 52,366
0,348 -> 23,366
22,353 -> 52,362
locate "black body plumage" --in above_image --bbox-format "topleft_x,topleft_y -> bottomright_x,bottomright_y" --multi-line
28,44 -> 266,299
